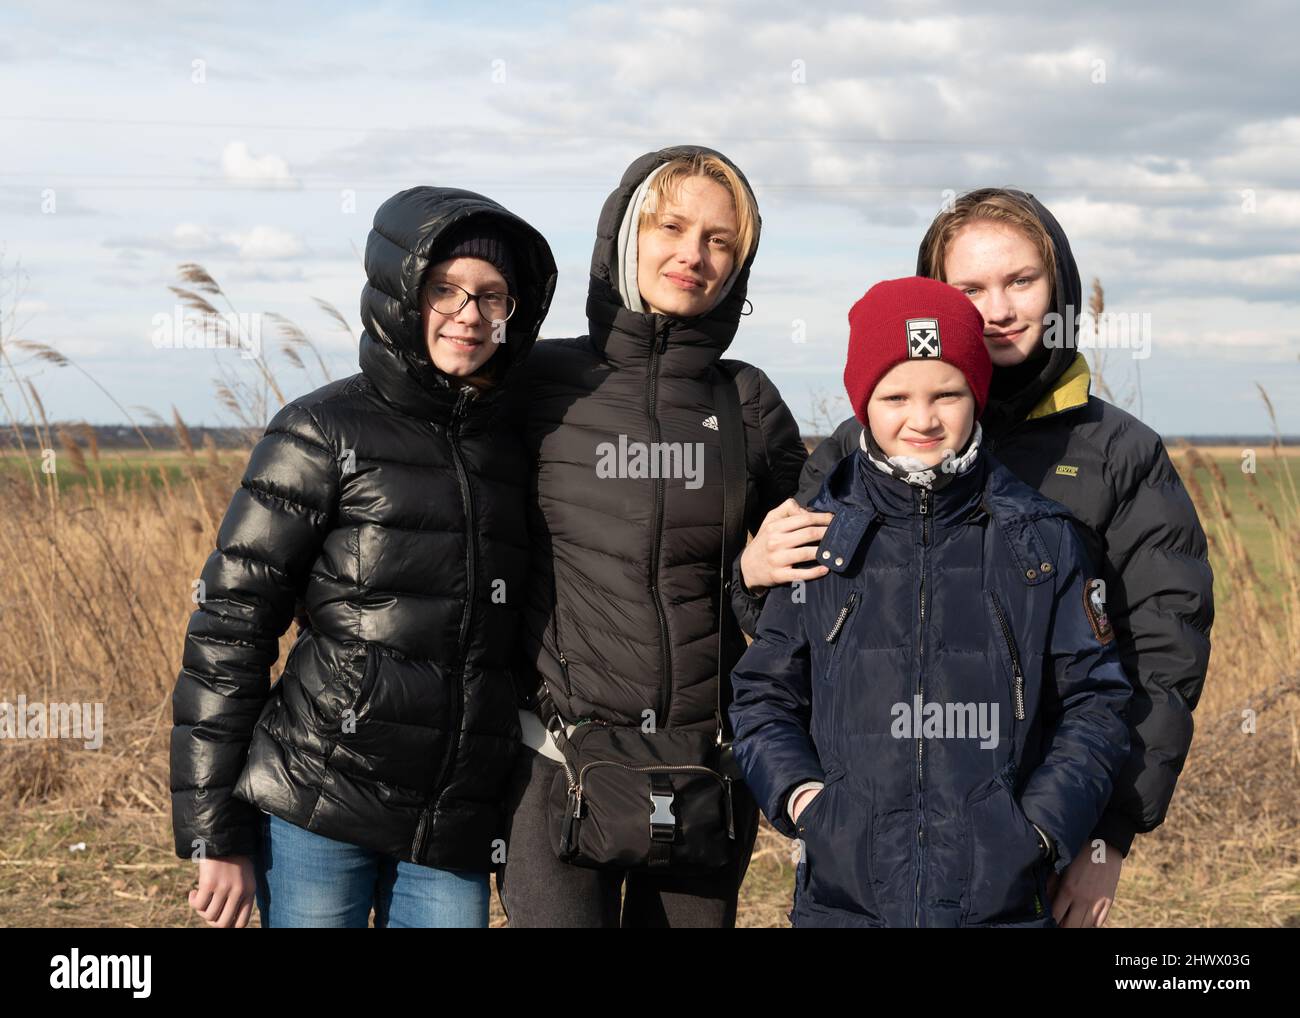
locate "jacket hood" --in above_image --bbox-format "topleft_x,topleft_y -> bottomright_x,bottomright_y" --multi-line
915,189 -> 1082,438
359,186 -> 558,414
586,145 -> 762,363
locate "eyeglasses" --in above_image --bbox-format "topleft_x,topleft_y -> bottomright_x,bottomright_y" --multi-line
422,280 -> 517,323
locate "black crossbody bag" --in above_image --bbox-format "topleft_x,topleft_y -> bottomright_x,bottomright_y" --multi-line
538,367 -> 749,874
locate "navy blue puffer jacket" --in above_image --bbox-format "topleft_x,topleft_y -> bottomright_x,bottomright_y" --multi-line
728,445 -> 1131,928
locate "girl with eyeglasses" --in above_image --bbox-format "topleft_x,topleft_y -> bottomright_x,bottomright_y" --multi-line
170,187 -> 557,927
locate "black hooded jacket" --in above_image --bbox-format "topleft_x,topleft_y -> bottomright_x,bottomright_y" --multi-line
170,187 -> 558,871
517,145 -> 807,733
792,192 -> 1214,855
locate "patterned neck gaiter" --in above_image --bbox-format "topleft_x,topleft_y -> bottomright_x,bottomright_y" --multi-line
860,421 -> 983,491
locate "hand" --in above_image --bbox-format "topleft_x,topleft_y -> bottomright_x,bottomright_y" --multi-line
190,855 -> 257,928
791,786 -> 822,824
739,498 -> 834,595
1047,840 -> 1122,928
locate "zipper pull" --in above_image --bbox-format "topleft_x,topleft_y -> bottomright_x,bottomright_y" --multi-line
1013,664 -> 1026,721
560,786 -> 579,854
724,777 -> 735,840
918,489 -> 930,515
825,591 -> 858,642
657,320 -> 671,355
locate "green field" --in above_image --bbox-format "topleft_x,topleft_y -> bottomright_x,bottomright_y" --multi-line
1171,445 -> 1297,594
0,448 -> 245,493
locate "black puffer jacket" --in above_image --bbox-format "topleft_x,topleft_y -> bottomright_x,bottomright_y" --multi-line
794,194 -> 1214,855
170,187 -> 557,871
518,145 -> 807,732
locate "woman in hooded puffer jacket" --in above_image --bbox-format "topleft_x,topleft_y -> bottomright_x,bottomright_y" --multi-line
169,187 -> 557,927
499,146 -> 818,928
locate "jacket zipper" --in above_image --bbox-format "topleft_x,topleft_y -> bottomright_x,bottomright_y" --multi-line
987,591 -> 1027,722
553,608 -> 572,697
647,318 -> 673,727
824,590 -> 858,684
413,390 -> 475,861
914,486 -> 930,927
558,648 -> 572,697
825,591 -> 858,643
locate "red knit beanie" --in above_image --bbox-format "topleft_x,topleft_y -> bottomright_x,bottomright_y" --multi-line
843,276 -> 991,426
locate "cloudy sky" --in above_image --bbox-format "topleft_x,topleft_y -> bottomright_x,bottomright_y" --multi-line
2,0 -> 1297,436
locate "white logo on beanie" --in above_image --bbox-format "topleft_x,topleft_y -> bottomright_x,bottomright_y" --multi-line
906,318 -> 941,358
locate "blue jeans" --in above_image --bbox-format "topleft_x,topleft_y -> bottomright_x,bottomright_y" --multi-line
253,811 -> 489,928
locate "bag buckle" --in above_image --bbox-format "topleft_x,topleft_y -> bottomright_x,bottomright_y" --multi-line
649,789 -> 676,842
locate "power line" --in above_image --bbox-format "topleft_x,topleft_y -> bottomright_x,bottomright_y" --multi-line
9,113 -> 1299,149
0,179 -> 1291,195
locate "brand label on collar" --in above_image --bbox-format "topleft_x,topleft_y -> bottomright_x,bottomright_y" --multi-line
1055,464 -> 1079,477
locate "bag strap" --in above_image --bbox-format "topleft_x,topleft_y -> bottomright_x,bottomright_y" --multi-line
712,364 -> 748,742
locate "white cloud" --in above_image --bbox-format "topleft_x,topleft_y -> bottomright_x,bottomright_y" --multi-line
106,222 -> 305,261
172,222 -> 217,249
226,225 -> 303,260
1023,45 -> 1110,82
221,141 -> 297,185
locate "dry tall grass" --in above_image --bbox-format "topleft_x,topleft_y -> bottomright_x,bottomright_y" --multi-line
0,265 -> 1296,927
0,264 -> 348,924
1128,410 -> 1300,927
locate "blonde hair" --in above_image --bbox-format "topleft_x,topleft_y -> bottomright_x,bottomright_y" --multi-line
638,153 -> 758,269
920,189 -> 1056,299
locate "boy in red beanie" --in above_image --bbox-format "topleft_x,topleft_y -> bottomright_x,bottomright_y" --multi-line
842,275 -> 991,489
727,277 -> 1131,927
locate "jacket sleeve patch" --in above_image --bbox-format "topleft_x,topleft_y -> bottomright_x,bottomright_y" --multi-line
1084,578 -> 1115,644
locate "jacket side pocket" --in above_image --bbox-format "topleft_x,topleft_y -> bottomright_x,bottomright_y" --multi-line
961,774 -> 1046,925
821,591 -> 859,685
344,642 -> 378,722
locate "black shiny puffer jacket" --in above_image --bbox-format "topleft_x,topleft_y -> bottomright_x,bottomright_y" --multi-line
169,187 -> 557,871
